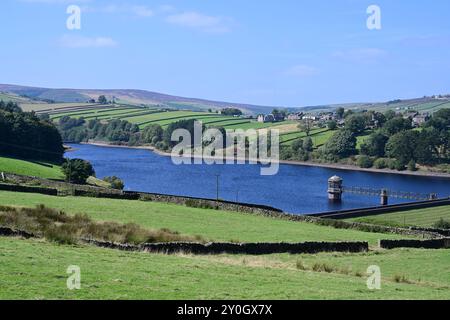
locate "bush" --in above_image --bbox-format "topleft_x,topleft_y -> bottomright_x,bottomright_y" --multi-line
433,219 -> 450,230
357,156 -> 373,168
61,159 -> 95,184
103,176 -> 125,190
388,159 -> 405,171
407,160 -> 417,171
374,158 -> 388,169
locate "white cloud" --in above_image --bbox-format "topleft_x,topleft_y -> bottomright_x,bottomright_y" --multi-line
284,65 -> 319,77
166,11 -> 232,34
332,48 -> 387,63
19,0 -> 90,3
81,4 -> 153,18
131,5 -> 154,17
60,35 -> 118,48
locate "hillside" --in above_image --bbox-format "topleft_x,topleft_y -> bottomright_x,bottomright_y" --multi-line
302,96 -> 450,114
0,84 -> 278,115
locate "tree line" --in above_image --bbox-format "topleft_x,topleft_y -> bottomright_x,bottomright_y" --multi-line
0,101 -> 64,162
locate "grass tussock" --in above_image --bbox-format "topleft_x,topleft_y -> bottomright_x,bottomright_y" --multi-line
295,259 -> 353,276
393,274 -> 412,284
0,204 -> 205,245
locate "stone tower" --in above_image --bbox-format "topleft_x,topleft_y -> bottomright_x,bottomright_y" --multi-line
328,176 -> 343,202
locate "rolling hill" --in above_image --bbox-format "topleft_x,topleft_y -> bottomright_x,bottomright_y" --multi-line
0,84 -> 278,115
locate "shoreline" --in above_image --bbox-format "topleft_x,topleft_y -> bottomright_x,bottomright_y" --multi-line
79,141 -> 450,179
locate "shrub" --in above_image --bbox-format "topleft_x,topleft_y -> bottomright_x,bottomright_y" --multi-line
433,218 -> 450,230
296,260 -> 307,271
407,160 -> 417,172
103,176 -> 125,190
388,159 -> 405,171
357,155 -> 373,168
61,159 -> 95,184
185,199 -> 214,210
374,158 -> 388,169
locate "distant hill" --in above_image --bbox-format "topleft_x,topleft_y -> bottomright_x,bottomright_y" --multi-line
300,96 -> 450,114
1,84 -> 448,115
0,84 -> 278,115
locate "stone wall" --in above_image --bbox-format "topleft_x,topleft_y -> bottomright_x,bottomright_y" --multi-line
0,183 -> 58,196
0,226 -> 35,239
379,238 -> 450,250
84,239 -> 369,255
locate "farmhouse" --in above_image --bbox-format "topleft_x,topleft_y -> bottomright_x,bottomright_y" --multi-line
287,112 -> 303,121
412,113 -> 430,127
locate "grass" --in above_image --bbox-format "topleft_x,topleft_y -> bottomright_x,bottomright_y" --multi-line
346,206 -> 450,228
0,157 -> 63,180
1,237 -> 449,299
0,205 -> 204,245
0,191 -> 409,245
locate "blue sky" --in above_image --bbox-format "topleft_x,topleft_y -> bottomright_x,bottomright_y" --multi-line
1,0 -> 449,107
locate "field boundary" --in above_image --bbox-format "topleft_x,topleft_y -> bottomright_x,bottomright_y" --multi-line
379,238 -> 450,250
308,198 -> 450,220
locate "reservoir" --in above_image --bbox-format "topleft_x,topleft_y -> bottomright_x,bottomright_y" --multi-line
66,143 -> 450,214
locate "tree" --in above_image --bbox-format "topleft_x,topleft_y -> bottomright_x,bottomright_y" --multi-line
61,159 -> 95,184
298,119 -> 313,136
384,110 -> 396,121
327,120 -> 337,130
360,132 -> 389,157
335,107 -> 345,119
141,124 -> 163,144
303,137 -> 313,152
385,131 -> 419,165
97,95 -> 108,104
382,117 -> 412,136
322,130 -> 357,159
345,114 -> 367,134
221,108 -> 243,116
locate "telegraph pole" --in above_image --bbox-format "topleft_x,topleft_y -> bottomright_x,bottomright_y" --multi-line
215,174 -> 220,209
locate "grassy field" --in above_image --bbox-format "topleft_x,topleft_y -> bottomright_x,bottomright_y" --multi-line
1,191 -> 449,299
1,237 -> 449,299
280,128 -> 335,147
347,206 -> 450,228
0,191 -> 408,245
0,157 -> 63,179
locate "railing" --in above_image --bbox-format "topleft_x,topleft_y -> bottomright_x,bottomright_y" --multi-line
342,186 -> 436,201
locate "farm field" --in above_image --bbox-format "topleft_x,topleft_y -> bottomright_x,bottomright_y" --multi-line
0,191 -> 409,245
0,157 -> 63,180
280,128 -> 335,147
1,237 -> 449,299
346,205 -> 450,228
20,102 -> 98,113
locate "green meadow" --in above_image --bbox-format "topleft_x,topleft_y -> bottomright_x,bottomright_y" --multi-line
347,205 -> 450,228
0,157 -> 63,180
0,190 -> 449,299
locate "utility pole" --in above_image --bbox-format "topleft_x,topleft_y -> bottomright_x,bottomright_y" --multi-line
215,174 -> 220,209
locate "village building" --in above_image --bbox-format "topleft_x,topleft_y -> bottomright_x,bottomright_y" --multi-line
412,113 -> 430,127
257,114 -> 276,123
287,112 -> 304,121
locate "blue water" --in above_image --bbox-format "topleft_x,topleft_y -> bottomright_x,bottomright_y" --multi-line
66,144 -> 450,214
